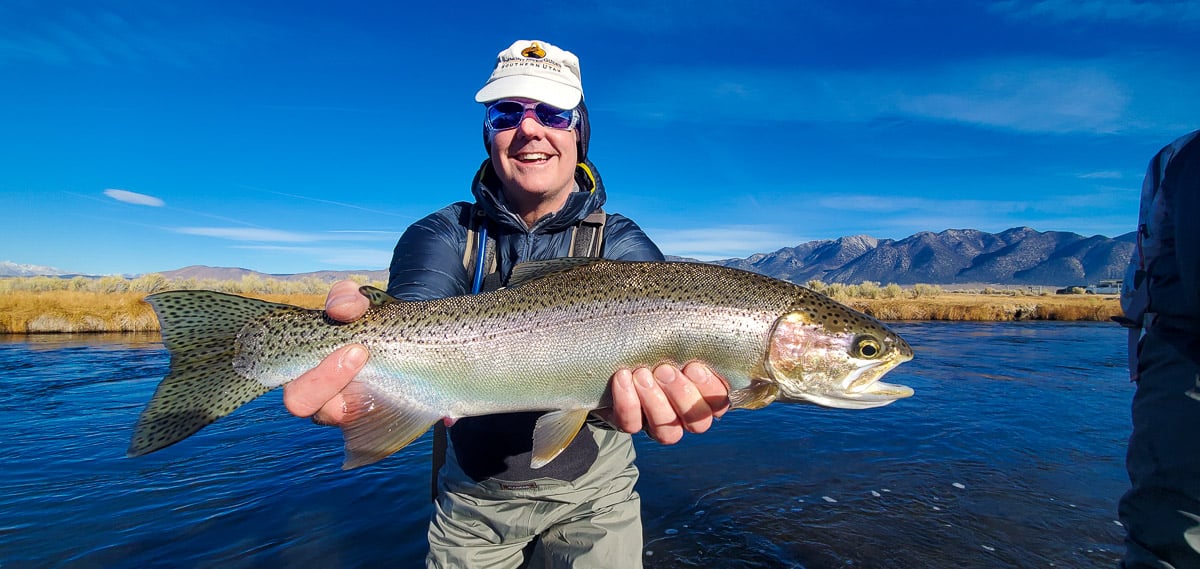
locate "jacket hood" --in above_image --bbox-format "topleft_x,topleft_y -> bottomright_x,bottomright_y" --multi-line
471,158 -> 607,233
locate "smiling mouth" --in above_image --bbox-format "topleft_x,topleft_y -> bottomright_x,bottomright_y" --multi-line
515,152 -> 552,163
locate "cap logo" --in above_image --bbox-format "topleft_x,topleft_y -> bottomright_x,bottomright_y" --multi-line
521,43 -> 547,59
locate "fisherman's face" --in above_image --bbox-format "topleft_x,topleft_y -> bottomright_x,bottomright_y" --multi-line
489,98 -> 579,207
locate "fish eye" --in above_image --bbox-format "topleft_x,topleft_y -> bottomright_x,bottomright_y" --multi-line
854,336 -> 883,359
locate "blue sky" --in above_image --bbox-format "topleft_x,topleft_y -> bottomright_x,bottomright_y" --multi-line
2,1 -> 1198,276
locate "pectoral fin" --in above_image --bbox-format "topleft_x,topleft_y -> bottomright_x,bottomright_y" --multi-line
339,381 -> 440,470
530,409 -> 591,469
729,380 -> 780,410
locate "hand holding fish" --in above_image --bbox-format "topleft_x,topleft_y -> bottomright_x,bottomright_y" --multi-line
602,362 -> 730,443
282,280 -> 369,425
282,279 -> 731,444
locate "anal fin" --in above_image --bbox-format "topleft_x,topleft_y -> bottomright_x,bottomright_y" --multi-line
339,381 -> 440,470
530,409 -> 591,469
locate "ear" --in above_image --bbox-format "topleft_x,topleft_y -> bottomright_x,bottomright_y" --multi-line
483,127 -> 496,156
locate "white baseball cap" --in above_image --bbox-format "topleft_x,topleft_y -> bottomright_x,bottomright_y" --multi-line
474,40 -> 584,110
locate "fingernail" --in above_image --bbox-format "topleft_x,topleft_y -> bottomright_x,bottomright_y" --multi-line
635,369 -> 655,389
329,293 -> 359,310
654,365 -> 676,384
615,370 -> 633,391
342,346 -> 368,370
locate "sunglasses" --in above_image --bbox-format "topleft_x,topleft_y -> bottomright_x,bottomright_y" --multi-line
485,100 -> 578,132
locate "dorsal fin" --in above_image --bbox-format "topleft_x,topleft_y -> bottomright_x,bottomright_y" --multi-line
358,285 -> 399,307
508,258 -> 602,287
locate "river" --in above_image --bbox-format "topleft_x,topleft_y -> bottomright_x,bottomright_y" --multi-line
0,321 -> 1131,568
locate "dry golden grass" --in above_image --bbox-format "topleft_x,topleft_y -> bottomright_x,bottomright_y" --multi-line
0,286 -> 1121,334
0,291 -> 326,334
848,293 -> 1121,322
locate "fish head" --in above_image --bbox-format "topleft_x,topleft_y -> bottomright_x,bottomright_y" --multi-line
765,294 -> 913,409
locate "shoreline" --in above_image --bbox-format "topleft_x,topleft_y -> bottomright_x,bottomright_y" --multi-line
0,290 -> 1122,334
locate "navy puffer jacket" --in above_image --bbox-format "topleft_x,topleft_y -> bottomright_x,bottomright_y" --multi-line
385,158 -> 663,482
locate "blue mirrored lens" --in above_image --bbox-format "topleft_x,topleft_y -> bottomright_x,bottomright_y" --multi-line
486,101 -> 574,131
534,104 -> 574,129
487,102 -> 525,130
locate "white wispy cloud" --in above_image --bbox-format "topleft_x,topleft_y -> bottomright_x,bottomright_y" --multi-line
236,245 -> 393,269
611,54 -> 1198,136
176,227 -> 317,242
818,190 -> 1141,219
175,227 -> 399,243
326,230 -> 403,241
239,185 -> 414,219
648,225 -> 804,260
888,61 -> 1129,134
989,0 -> 1200,24
814,195 -> 982,214
104,188 -> 165,207
808,189 -> 1138,238
0,4 -> 248,68
1079,171 -> 1124,179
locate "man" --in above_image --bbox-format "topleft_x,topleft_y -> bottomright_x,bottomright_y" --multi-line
282,40 -> 730,567
1117,129 -> 1200,568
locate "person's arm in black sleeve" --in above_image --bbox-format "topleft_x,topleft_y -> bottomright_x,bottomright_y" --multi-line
1172,145 -> 1200,313
387,205 -> 471,300
601,213 -> 665,262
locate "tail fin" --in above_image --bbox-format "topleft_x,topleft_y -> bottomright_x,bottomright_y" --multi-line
128,291 -> 295,457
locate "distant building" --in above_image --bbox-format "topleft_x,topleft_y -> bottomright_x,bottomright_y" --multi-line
1085,279 -> 1122,295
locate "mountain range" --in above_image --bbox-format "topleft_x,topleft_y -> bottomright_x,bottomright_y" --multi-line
0,261 -> 75,277
705,226 -> 1134,287
3,227 -> 1134,287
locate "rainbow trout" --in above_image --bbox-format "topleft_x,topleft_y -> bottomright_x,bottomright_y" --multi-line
129,259 -> 913,469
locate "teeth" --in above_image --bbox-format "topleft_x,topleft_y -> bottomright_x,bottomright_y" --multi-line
518,153 -> 550,161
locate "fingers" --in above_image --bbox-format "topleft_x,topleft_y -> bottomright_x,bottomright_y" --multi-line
606,369 -> 643,434
681,361 -> 731,420
608,363 -> 732,445
283,344 -> 368,424
645,363 -> 731,436
633,366 -> 686,444
325,280 -> 370,323
286,282 -> 370,426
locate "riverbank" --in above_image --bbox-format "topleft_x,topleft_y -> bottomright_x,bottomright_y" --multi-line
0,291 -> 326,333
0,289 -> 1121,334
848,293 -> 1121,322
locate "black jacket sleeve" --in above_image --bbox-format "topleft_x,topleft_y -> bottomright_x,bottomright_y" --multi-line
1172,142 -> 1200,315
386,204 -> 471,301
602,213 -> 665,262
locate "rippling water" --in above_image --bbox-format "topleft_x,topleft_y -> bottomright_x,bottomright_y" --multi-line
0,322 -> 1130,568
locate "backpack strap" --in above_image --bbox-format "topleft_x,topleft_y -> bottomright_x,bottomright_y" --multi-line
461,204 -> 497,295
569,208 -> 607,257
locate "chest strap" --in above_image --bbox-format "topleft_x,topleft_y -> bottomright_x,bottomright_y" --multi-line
461,206 -> 607,293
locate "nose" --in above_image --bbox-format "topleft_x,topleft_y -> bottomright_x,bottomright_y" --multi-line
516,109 -> 546,135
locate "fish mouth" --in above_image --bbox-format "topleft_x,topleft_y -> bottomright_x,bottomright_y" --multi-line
797,359 -> 914,410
